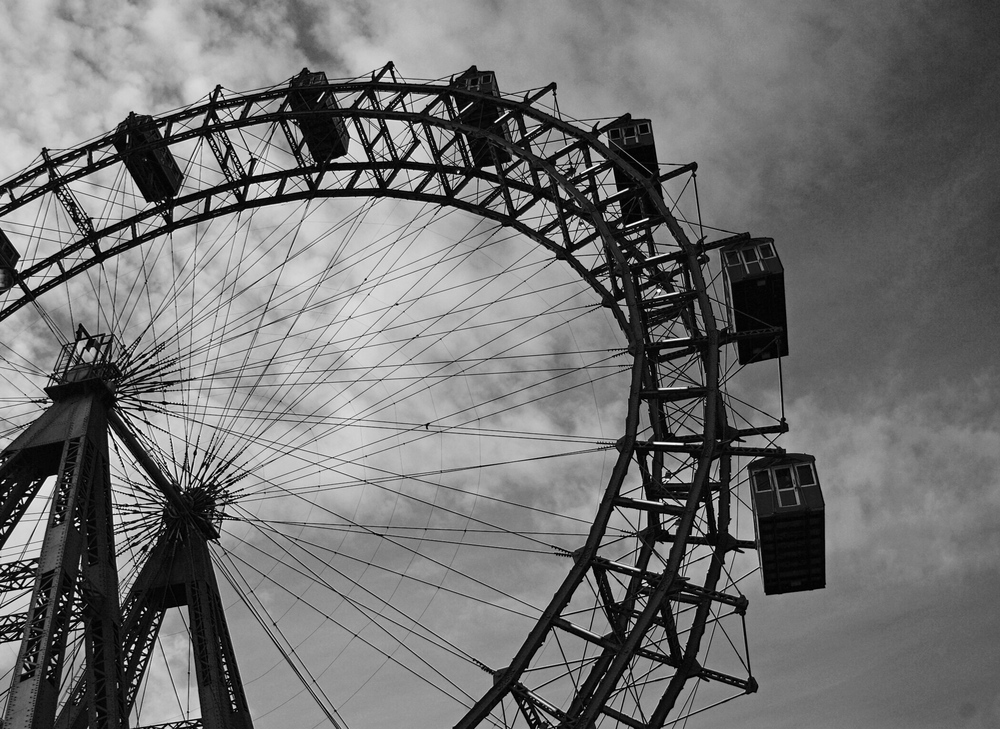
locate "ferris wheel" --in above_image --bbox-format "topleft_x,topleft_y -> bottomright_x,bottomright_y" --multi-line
0,64 -> 822,729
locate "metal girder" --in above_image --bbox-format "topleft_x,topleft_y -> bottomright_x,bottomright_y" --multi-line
2,389 -> 126,729
2,374 -> 249,729
0,454 -> 53,550
106,409 -> 218,540
127,530 -> 252,729
43,147 -> 96,245
57,493 -> 252,729
204,88 -> 248,203
183,533 -> 254,729
0,557 -> 38,591
0,611 -> 27,642
277,118 -> 313,183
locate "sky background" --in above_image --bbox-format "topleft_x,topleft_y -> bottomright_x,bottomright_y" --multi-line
1,1 -> 998,727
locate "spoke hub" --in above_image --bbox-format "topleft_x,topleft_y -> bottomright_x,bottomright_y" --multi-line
162,484 -> 224,541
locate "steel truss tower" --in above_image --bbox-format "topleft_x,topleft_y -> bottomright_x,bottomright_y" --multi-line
0,329 -> 251,729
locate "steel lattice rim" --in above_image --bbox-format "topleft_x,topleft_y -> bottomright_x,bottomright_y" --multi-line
0,64 -> 776,729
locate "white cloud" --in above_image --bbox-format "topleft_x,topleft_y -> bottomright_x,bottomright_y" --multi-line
786,378 -> 1000,585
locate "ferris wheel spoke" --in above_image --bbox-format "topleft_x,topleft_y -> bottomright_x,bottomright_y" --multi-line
213,549 -> 354,729
226,512 -> 537,651
112,228 -> 600,474
234,517 -> 552,612
221,454 -> 585,561
215,534 -> 483,717
116,329 -> 621,491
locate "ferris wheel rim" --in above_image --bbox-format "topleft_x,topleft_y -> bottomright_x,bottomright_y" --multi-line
0,65 -> 757,729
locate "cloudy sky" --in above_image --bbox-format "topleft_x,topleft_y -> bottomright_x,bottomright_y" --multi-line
0,0 -> 998,728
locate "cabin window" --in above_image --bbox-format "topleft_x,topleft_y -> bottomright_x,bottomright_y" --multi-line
637,122 -> 651,135
468,75 -> 492,90
456,74 -> 494,91
773,466 -> 792,490
773,466 -> 800,507
751,461 -> 818,509
608,128 -> 623,140
795,463 -> 816,487
725,244 -> 776,275
741,247 -> 764,274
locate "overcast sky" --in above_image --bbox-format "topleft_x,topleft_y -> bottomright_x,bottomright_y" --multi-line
0,1 -> 998,727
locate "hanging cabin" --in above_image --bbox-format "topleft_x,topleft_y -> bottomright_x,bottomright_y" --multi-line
0,228 -> 19,293
287,68 -> 351,164
451,67 -> 512,168
748,453 -> 825,595
606,118 -> 662,225
721,237 -> 789,364
113,113 -> 184,202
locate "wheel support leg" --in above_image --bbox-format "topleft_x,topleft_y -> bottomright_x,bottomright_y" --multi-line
2,389 -> 126,729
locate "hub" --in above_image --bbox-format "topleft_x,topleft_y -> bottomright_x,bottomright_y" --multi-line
162,483 -> 225,541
